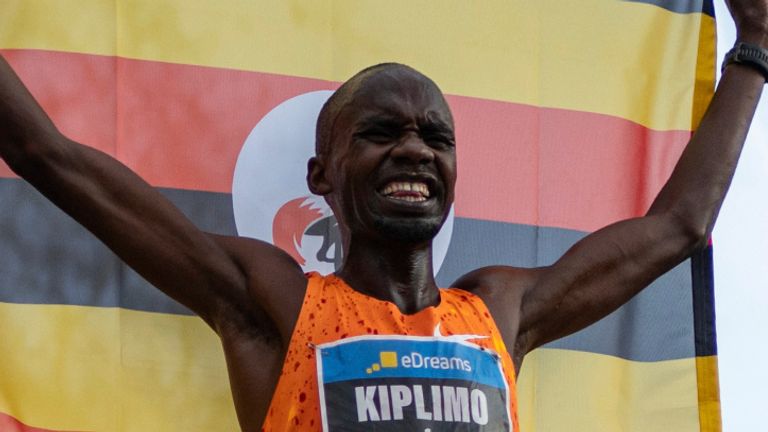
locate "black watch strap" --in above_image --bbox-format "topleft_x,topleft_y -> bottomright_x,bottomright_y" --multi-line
722,42 -> 768,82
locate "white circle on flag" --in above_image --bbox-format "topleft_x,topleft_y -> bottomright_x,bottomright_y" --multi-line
232,90 -> 454,276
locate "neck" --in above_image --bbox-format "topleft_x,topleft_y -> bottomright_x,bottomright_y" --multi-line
335,236 -> 439,314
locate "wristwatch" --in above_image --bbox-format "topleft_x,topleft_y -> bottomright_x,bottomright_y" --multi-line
722,42 -> 768,82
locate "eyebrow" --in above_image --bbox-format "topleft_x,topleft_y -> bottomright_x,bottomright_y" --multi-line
355,113 -> 454,135
420,118 -> 454,135
355,114 -> 408,130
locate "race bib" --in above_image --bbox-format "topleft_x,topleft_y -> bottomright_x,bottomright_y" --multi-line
315,330 -> 513,431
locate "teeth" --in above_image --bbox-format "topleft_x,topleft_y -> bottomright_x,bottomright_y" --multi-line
381,181 -> 431,200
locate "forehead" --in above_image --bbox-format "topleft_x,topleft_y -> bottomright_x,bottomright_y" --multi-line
341,68 -> 454,129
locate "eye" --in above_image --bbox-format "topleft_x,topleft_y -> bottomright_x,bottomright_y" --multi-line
356,128 -> 396,144
425,134 -> 456,149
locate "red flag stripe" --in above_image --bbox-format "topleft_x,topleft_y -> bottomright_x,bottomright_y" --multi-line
0,411 -> 81,432
0,49 -> 690,232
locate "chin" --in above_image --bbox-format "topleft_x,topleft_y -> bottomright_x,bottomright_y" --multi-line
373,216 -> 443,244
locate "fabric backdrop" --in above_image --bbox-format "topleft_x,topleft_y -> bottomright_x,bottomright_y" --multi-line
0,1 -> 719,431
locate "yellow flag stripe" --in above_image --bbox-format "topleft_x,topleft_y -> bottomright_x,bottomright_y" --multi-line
0,303 -> 237,432
518,348 -> 701,432
1,0 -> 712,130
1,302 -> 703,432
691,14 -> 717,129
696,356 -> 723,431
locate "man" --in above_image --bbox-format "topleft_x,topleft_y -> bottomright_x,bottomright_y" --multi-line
0,0 -> 766,430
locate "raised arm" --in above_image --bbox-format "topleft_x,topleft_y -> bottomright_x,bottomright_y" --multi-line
506,1 -> 767,357
0,55 -> 305,336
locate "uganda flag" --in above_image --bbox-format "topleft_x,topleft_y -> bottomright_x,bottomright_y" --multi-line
0,1 -> 719,431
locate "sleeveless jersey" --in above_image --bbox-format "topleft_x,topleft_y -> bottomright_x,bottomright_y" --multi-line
261,272 -> 520,431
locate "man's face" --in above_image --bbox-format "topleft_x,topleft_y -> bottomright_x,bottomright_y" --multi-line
324,68 -> 456,244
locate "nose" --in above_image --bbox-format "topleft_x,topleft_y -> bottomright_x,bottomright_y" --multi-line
390,133 -> 434,164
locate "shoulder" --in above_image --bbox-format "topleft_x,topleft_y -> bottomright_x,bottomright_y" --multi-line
452,265 -> 544,366
452,265 -> 541,322
208,234 -> 309,343
452,265 -> 541,298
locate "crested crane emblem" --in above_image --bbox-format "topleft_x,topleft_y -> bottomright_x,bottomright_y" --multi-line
272,195 -> 341,268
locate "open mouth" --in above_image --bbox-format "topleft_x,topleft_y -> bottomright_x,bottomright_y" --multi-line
379,181 -> 432,203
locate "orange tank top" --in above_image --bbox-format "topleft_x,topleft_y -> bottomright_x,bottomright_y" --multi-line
261,272 -> 519,431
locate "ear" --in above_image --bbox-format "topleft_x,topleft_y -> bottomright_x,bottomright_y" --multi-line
307,156 -> 332,195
